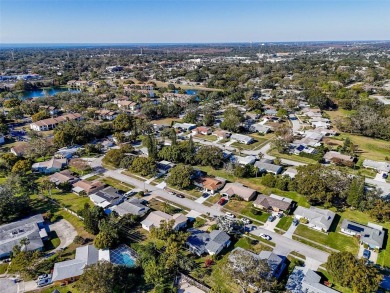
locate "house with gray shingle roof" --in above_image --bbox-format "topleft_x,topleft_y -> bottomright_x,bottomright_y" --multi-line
340,220 -> 385,249
294,206 -> 335,232
286,266 -> 339,293
362,159 -> 390,173
254,161 -> 283,175
186,229 -> 230,256
111,198 -> 149,217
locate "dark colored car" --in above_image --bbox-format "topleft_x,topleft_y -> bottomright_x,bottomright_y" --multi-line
363,249 -> 371,259
176,193 -> 185,198
268,215 -> 276,222
218,198 -> 227,205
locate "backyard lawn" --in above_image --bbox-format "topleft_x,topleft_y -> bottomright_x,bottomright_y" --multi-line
234,237 -> 272,253
49,191 -> 90,214
268,149 -> 318,164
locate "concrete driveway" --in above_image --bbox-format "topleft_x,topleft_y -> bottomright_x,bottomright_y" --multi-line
0,278 -> 18,293
283,221 -> 299,239
358,245 -> 378,263
50,219 -> 77,252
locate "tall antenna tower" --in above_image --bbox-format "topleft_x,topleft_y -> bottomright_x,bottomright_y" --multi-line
140,48 -> 143,55
11,50 -> 14,61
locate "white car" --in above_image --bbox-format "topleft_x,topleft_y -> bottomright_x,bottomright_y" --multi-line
242,218 -> 251,224
259,233 -> 272,240
225,212 -> 235,218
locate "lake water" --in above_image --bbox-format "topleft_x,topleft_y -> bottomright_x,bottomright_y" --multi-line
174,89 -> 197,95
20,88 -> 80,99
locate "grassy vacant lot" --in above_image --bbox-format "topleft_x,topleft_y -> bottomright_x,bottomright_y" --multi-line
268,149 -> 318,164
101,177 -> 134,192
49,191 -> 90,214
276,216 -> 293,232
294,224 -> 359,254
30,195 -> 93,239
223,200 -> 269,223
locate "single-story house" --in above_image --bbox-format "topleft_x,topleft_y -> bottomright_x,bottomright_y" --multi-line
110,198 -> 150,217
254,161 -> 283,175
49,170 -> 79,185
157,160 -> 176,174
230,133 -> 254,145
89,187 -> 124,209
30,113 -> 82,131
282,167 -> 298,179
194,176 -> 226,194
10,142 -> 29,157
0,214 -> 48,259
234,155 -> 257,166
340,220 -> 385,249
192,126 -> 212,136
141,211 -> 187,232
32,158 -> 67,174
95,109 -> 118,121
286,266 -> 340,293
186,229 -> 231,256
55,145 -> 83,159
220,183 -> 257,201
249,124 -> 272,134
212,130 -> 231,139
51,245 -> 109,283
294,206 -> 335,232
323,151 -> 355,165
173,123 -> 196,131
228,248 -> 286,280
72,180 -> 105,195
362,159 -> 390,174
254,194 -> 292,212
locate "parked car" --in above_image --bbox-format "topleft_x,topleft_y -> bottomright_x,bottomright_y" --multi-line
268,215 -> 276,222
259,233 -> 272,240
202,193 -> 209,198
363,249 -> 371,259
176,193 -> 185,198
218,198 -> 227,205
292,218 -> 299,226
383,173 -> 388,179
277,212 -> 283,218
226,212 -> 235,218
37,274 -> 50,281
242,218 -> 251,224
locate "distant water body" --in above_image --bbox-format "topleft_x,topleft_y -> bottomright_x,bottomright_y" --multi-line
21,88 -> 80,99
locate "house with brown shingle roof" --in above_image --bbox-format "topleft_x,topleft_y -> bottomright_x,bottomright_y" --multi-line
30,113 -> 82,131
72,180 -> 105,195
49,170 -> 79,185
254,194 -> 293,212
220,183 -> 257,201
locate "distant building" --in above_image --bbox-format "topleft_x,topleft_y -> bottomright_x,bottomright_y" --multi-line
30,113 -> 82,131
49,170 -> 79,185
323,151 -> 355,165
254,161 -> 283,175
89,186 -> 124,209
230,133 -> 254,145
192,126 -> 212,136
72,180 -> 105,195
249,124 -> 272,134
10,142 -> 29,157
157,160 -> 176,174
0,214 -> 48,259
110,198 -> 150,217
173,123 -> 196,132
194,176 -> 226,194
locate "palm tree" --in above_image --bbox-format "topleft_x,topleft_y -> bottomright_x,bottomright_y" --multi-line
20,237 -> 30,252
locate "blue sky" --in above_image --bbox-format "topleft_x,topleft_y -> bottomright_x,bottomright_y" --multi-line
0,0 -> 389,43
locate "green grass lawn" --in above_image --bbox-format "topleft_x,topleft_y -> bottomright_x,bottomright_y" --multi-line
101,177 -> 134,192
231,137 -> 268,151
84,174 -> 101,181
294,224 -> 359,254
276,216 -> 293,231
195,134 -> 218,142
234,237 -> 272,253
49,191 -> 90,214
30,284 -> 81,293
268,149 -> 318,164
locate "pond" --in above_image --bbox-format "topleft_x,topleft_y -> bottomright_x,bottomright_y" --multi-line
20,87 -> 80,99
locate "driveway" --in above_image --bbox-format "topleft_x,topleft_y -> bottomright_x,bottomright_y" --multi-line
283,222 -> 299,239
358,245 -> 378,263
50,219 -> 77,252
105,170 -> 223,217
0,279 -> 18,293
250,226 -> 329,268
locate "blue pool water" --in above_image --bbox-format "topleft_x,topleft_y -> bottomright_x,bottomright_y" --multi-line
110,245 -> 137,267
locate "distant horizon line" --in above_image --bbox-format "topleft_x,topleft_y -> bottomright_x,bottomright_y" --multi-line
1,40 -> 390,48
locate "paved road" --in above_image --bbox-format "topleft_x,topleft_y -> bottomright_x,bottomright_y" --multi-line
50,219 -> 77,252
291,118 -> 302,134
250,226 -> 329,269
0,278 -> 18,293
104,170 -> 223,217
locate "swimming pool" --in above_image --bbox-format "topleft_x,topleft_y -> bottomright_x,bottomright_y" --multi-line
110,245 -> 137,267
